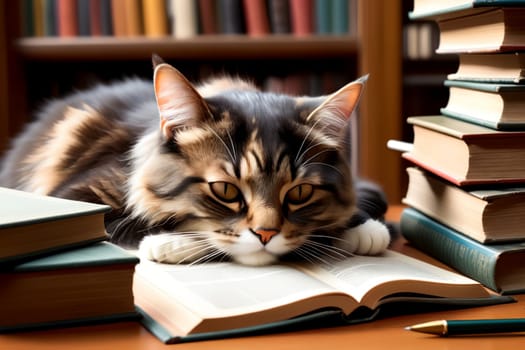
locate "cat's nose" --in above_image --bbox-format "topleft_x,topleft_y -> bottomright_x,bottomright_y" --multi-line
252,228 -> 280,245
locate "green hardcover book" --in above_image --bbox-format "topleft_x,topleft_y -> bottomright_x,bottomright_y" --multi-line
401,208 -> 525,294
134,251 -> 512,343
314,0 -> 331,34
441,80 -> 525,130
0,187 -> 110,264
331,0 -> 348,34
0,242 -> 139,331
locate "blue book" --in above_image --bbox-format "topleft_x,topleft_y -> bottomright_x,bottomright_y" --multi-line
401,208 -> 525,294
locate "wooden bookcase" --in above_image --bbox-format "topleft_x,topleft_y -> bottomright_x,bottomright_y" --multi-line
0,0 -> 403,203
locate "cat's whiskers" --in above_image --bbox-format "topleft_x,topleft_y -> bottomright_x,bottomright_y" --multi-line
188,248 -> 228,266
205,125 -> 236,163
293,245 -> 334,266
303,239 -> 349,261
294,117 -> 324,164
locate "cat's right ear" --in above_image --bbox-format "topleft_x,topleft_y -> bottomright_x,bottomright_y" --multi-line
153,64 -> 212,140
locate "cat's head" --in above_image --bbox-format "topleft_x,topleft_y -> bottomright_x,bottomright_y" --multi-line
128,63 -> 366,266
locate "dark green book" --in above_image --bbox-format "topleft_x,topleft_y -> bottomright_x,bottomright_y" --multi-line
0,242 -> 139,332
0,187 -> 110,264
401,208 -> 525,294
441,80 -> 525,130
134,252 -> 512,343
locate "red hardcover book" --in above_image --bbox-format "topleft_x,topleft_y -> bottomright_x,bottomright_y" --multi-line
242,0 -> 270,36
198,0 -> 218,34
289,0 -> 313,36
57,0 -> 78,36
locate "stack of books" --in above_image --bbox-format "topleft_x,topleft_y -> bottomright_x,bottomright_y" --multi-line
399,0 -> 525,295
0,187 -> 139,332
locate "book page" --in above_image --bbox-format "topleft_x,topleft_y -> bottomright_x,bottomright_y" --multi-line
137,260 -> 350,318
297,250 -> 486,307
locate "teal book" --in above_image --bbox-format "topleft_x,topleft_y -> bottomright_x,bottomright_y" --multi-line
314,0 -> 331,34
0,242 -> 139,332
441,80 -> 525,130
401,208 -> 525,294
409,0 -> 525,20
0,187 -> 110,264
133,252 -> 513,343
331,0 -> 349,34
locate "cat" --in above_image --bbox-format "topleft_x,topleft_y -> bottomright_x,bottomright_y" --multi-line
0,59 -> 390,266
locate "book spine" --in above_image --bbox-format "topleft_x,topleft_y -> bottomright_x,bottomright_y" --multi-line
197,0 -> 218,34
110,0 -> 127,36
44,0 -> 57,36
77,0 -> 91,36
242,0 -> 270,37
99,0 -> 113,35
267,0 -> 290,34
400,208 -> 500,292
314,0 -> 331,34
56,0 -> 78,36
124,0 -> 142,36
142,0 -> 168,37
289,0 -> 313,36
171,0 -> 199,38
89,0 -> 102,36
217,0 -> 245,34
331,0 -> 348,34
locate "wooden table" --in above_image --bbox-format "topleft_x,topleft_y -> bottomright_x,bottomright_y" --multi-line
2,206 -> 524,349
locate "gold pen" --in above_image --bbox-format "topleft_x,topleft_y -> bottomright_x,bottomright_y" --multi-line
405,318 -> 525,336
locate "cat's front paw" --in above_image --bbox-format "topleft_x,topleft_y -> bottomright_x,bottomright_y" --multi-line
337,219 -> 390,255
138,233 -> 212,264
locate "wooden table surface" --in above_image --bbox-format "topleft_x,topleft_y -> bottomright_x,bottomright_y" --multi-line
2,205 -> 524,349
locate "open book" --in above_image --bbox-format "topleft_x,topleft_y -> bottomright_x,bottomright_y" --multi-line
133,250 -> 513,343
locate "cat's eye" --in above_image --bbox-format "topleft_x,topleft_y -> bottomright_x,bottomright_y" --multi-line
286,184 -> 314,205
209,182 -> 242,203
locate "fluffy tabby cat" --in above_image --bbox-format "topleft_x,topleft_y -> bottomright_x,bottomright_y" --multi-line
0,59 -> 390,266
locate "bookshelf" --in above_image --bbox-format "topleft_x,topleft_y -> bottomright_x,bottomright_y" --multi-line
0,0 -> 403,203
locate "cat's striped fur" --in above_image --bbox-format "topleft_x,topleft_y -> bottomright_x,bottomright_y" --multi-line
0,61 -> 390,266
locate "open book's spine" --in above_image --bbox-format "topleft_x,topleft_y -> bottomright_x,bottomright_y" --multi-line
400,208 -> 500,292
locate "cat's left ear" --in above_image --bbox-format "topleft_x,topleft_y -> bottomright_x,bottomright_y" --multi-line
153,63 -> 212,140
305,75 -> 368,138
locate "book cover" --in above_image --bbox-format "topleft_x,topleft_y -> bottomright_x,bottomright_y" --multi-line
267,0 -> 291,34
410,0 -> 525,20
436,8 -> 525,53
289,0 -> 313,36
0,242 -> 139,331
171,0 -> 199,38
56,0 -> 78,36
448,52 -> 525,84
402,167 -> 525,243
441,80 -> 525,130
197,0 -> 218,34
124,0 -> 142,36
0,187 -> 110,264
331,0 -> 349,34
314,0 -> 331,34
142,0 -> 168,37
242,0 -> 271,37
134,251 -> 513,343
217,0 -> 245,34
77,0 -> 91,36
403,116 -> 525,185
401,208 -> 525,294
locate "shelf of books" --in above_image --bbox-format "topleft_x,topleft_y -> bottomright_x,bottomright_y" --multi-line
398,0 -> 525,295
